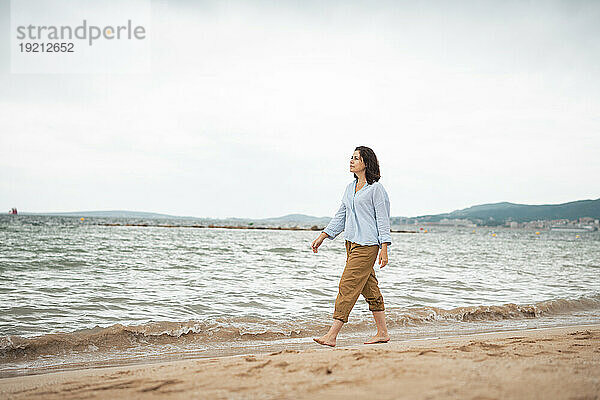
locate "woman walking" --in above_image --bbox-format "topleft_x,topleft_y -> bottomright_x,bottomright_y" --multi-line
311,146 -> 392,347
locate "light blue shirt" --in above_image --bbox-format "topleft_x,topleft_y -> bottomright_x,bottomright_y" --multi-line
323,179 -> 392,249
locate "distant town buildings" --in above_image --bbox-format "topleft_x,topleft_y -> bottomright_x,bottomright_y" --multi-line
392,216 -> 599,230
504,218 -> 599,231
436,218 -> 477,227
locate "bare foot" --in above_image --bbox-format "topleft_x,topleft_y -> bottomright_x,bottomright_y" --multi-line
364,334 -> 390,344
313,335 -> 336,347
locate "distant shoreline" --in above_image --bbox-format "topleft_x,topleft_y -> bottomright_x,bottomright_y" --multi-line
93,223 -> 418,233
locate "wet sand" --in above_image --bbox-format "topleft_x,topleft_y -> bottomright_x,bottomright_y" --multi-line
1,324 -> 599,399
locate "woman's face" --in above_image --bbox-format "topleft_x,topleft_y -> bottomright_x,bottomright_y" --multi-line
350,150 -> 365,174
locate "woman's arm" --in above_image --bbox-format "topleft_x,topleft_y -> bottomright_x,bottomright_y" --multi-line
373,185 -> 392,247
312,201 -> 346,253
322,201 -> 346,240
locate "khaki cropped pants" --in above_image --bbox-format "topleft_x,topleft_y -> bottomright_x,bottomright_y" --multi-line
333,240 -> 385,323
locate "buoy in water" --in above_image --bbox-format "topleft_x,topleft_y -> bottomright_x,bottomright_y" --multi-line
424,229 -> 428,233
80,217 -> 85,221
576,235 -> 580,238
535,231 -> 540,235
491,233 -> 496,237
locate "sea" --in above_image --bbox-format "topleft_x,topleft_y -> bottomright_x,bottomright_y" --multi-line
1,215 -> 599,377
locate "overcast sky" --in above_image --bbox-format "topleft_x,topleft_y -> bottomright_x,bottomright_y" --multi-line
1,0 -> 599,219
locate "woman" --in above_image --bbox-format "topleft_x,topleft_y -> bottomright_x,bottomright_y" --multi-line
311,146 -> 392,347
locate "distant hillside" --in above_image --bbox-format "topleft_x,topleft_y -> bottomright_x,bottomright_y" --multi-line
20,210 -> 191,219
406,198 -> 600,225
254,213 -> 331,225
15,211 -> 331,226
15,197 -> 600,227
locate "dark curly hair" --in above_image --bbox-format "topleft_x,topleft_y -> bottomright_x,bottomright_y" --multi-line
353,146 -> 381,185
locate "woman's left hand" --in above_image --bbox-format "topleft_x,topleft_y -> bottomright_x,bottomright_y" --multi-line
378,249 -> 388,268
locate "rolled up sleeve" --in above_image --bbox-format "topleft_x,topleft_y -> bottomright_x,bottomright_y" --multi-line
323,201 -> 346,240
373,185 -> 392,247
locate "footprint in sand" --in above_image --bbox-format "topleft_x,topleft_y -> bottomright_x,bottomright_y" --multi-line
568,330 -> 595,339
417,349 -> 439,356
350,351 -> 371,360
273,361 -> 289,368
455,341 -> 506,352
139,379 -> 182,393
269,349 -> 300,356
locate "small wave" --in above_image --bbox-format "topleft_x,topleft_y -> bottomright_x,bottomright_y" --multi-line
0,318 -> 328,363
265,247 -> 296,253
384,293 -> 600,326
1,293 -> 599,363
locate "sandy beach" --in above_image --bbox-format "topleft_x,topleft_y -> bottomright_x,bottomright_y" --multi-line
1,324 -> 598,399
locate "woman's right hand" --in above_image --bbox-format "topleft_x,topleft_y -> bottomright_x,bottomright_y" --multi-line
311,233 -> 328,253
